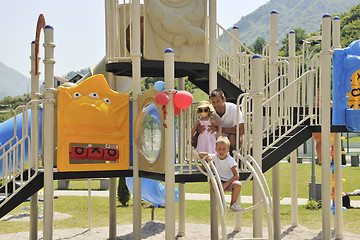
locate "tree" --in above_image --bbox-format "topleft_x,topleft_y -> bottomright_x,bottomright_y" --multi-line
117,177 -> 131,207
252,37 -> 266,54
339,3 -> 360,47
141,77 -> 196,93
279,28 -> 309,57
0,95 -> 29,123
141,77 -> 162,91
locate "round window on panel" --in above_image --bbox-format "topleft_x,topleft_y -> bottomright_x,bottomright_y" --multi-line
134,102 -> 162,164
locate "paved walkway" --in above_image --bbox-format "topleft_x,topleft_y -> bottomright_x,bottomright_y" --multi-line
54,190 -> 360,207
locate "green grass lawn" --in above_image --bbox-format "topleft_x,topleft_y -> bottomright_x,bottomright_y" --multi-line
185,163 -> 360,199
1,163 -> 360,235
192,88 -> 208,102
347,136 -> 360,143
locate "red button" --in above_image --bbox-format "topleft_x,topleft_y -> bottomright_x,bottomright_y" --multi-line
70,146 -> 87,159
103,148 -> 119,161
87,147 -> 103,160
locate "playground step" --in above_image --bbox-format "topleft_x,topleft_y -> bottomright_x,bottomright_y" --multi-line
106,59 -> 208,78
0,169 -> 35,194
0,170 -> 43,219
0,193 -> 10,204
262,124 -> 313,172
0,180 -> 20,194
188,71 -> 245,104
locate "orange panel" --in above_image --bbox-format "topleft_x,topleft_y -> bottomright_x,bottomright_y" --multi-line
57,74 -> 130,172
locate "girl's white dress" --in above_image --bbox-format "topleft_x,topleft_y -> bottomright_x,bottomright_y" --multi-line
196,119 -> 217,154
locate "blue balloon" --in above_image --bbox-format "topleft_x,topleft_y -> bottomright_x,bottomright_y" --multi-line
154,81 -> 165,91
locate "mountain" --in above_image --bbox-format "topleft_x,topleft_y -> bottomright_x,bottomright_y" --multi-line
232,0 -> 360,46
0,61 -> 29,100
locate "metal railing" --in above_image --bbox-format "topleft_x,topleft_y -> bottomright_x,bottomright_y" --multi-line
105,0 -> 134,63
193,151 -> 273,240
0,101 -> 41,207
216,23 -> 254,92
238,51 -> 321,158
105,0 -> 254,92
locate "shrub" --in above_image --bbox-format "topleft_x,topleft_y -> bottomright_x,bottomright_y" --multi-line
305,199 -> 321,210
117,177 -> 131,207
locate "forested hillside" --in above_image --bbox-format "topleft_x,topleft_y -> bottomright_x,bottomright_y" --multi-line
233,0 -> 359,46
275,2 -> 360,57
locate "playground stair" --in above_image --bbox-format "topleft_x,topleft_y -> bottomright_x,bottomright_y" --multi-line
187,69 -> 245,103
0,168 -> 133,219
106,60 -> 244,104
0,169 -> 43,219
261,124 -> 313,173
106,59 -> 208,79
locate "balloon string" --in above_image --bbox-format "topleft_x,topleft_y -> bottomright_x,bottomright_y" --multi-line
162,105 -> 167,128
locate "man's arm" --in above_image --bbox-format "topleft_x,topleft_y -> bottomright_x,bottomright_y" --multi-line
221,123 -> 244,136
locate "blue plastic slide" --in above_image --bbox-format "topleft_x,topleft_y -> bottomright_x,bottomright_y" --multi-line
126,177 -> 178,208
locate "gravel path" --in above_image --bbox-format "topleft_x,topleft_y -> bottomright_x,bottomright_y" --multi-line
1,220 -> 360,239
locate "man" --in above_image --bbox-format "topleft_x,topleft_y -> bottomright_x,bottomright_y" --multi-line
195,89 -> 244,152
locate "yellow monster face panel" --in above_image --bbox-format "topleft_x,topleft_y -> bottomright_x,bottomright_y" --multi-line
57,74 -> 130,172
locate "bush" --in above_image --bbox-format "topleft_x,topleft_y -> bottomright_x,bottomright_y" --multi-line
117,177 -> 131,207
305,199 -> 321,210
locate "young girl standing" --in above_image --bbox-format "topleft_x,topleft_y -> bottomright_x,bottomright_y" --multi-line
191,101 -> 222,154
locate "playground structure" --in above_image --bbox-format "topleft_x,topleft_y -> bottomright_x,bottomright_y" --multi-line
0,1 -> 359,240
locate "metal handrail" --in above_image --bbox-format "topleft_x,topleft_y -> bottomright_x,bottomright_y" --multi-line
0,100 -> 42,208
233,151 -> 273,240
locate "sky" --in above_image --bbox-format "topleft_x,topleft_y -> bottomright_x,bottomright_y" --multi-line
0,0 -> 268,78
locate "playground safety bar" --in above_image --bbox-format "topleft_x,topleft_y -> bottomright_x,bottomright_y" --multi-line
197,153 -> 227,240
194,150 -> 273,240
233,151 -> 273,240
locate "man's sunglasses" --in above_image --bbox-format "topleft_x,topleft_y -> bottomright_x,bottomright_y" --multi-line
198,108 -> 209,113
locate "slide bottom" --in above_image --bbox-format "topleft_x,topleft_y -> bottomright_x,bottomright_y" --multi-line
125,177 -> 178,208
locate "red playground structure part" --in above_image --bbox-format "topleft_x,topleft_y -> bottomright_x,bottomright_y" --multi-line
69,146 -> 119,161
70,146 -> 88,159
103,148 -> 119,161
87,147 -> 104,160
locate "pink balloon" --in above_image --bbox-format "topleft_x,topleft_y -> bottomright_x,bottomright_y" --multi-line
174,91 -> 193,109
155,92 -> 169,106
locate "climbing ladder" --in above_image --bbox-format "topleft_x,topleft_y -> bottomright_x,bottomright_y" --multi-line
195,150 -> 273,240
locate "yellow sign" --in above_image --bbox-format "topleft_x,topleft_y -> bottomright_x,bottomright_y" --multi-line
347,70 -> 360,109
57,74 -> 130,172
